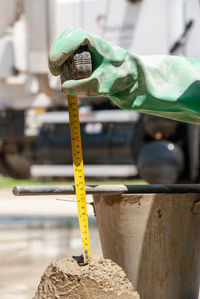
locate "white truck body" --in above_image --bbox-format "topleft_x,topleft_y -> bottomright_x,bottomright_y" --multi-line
0,0 -> 200,180
0,0 -> 199,108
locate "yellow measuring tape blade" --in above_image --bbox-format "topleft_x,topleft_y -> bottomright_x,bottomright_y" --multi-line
67,94 -> 91,260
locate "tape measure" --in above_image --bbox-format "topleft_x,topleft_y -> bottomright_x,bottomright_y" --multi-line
62,47 -> 92,263
67,94 -> 91,262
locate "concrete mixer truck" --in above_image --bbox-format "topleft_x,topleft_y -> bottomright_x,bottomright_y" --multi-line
0,0 -> 200,183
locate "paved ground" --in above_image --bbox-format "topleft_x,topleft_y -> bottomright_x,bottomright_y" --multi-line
0,188 -> 101,299
0,187 -> 94,217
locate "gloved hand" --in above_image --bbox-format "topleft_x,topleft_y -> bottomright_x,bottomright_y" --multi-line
49,27 -> 200,124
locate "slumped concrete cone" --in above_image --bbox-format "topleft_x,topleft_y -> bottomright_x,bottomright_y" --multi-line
33,257 -> 140,299
93,193 -> 200,299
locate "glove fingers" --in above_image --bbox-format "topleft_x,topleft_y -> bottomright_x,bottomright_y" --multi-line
49,27 -> 128,76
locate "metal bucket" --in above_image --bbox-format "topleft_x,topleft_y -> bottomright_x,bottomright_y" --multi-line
93,192 -> 200,299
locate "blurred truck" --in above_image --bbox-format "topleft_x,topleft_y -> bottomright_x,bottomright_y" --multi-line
0,0 -> 200,183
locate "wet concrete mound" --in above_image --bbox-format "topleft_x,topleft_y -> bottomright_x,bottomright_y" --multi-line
33,257 -> 140,299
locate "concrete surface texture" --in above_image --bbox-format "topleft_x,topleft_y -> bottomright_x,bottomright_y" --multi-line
33,257 -> 140,299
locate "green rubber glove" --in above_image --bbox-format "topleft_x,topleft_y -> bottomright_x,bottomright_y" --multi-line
49,27 -> 200,124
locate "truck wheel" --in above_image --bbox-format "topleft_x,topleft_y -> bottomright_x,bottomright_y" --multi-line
0,153 -> 30,179
137,140 -> 184,184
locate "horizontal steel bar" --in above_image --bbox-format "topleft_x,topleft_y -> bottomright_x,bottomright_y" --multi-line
13,184 -> 200,196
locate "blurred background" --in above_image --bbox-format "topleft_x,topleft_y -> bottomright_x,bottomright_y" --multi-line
1,0 -> 200,298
